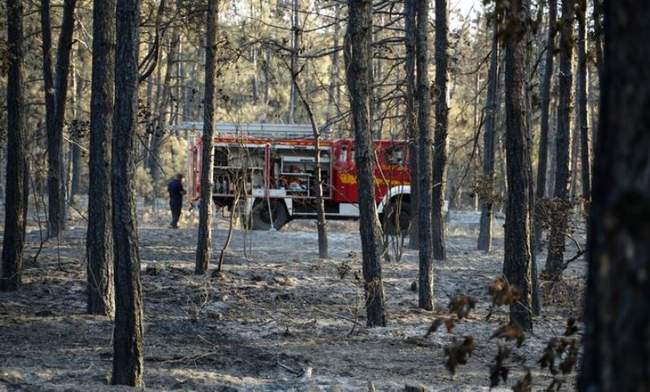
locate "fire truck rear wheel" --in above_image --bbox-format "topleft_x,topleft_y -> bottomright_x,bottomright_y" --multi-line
251,199 -> 289,231
383,199 -> 411,235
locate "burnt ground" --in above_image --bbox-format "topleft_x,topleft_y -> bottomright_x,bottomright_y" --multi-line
0,208 -> 585,391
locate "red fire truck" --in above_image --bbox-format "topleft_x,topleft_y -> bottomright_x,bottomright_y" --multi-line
184,123 -> 413,231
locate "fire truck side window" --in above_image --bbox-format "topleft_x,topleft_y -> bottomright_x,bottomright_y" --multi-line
339,145 -> 348,162
214,147 -> 228,167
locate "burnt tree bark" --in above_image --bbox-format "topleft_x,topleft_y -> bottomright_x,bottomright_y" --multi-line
148,39 -> 175,203
288,0 -> 300,123
86,0 -> 115,316
591,0 -> 603,82
477,26 -> 499,252
1,0 -> 27,292
112,0 -> 144,386
503,0 -> 534,331
326,2 -> 342,124
345,0 -> 387,327
590,0 -> 603,147
40,0 -> 56,226
432,0 -> 448,261
195,0 -> 218,275
576,0 -> 590,200
292,79 -> 329,259
579,1 -> 650,389
533,0 -> 557,251
415,0 -> 434,310
41,0 -> 77,238
68,43 -> 83,203
544,0 -> 573,280
405,0 -> 418,249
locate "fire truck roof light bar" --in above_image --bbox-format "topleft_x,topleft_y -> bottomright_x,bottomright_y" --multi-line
172,122 -> 328,139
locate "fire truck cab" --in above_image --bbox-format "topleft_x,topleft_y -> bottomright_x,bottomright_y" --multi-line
184,123 -> 413,232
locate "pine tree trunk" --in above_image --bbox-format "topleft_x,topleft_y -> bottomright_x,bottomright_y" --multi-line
173,34 -> 183,125
148,41 -> 175,200
40,0 -> 56,233
42,0 -> 77,238
503,0 -> 533,331
345,0 -> 386,327
372,13 -> 384,139
112,0 -> 144,385
570,98 -> 580,197
67,38 -> 82,205
263,48 -> 271,106
1,0 -> 27,292
576,0 -> 590,199
477,27 -> 499,252
579,2 -> 650,388
546,92 -> 558,197
533,0 -> 556,251
326,2 -> 341,125
415,0 -> 434,310
70,67 -> 82,200
195,0 -> 218,275
0,134 -> 5,203
404,0 -> 418,249
545,0 -> 574,280
86,0 -> 115,316
288,0 -> 299,123
432,0 -> 448,261
293,80 -> 329,259
591,0 -> 603,82
590,0 -> 603,147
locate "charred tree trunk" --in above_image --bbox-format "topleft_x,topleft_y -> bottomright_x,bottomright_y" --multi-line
477,27 -> 499,252
432,0 -> 448,261
86,0 -> 115,316
288,0 -> 300,123
544,0 -> 573,280
405,0 -> 418,249
345,0 -> 386,327
293,80 -> 329,259
70,51 -> 83,202
1,0 -> 27,292
591,0 -> 603,83
372,12 -> 384,139
326,2 -> 341,124
251,46 -> 259,105
533,0 -> 557,251
579,2 -> 650,388
503,0 -> 533,331
523,2 -> 542,315
415,0 -> 434,310
112,0 -> 144,385
148,40 -> 175,202
590,0 -> 603,147
42,0 -> 77,238
40,0 -> 56,232
570,92 -> 580,198
546,89 -> 558,197
195,0 -> 218,275
576,0 -> 590,200
263,48 -> 271,106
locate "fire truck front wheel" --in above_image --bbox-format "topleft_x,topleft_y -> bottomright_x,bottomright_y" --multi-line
251,199 -> 289,231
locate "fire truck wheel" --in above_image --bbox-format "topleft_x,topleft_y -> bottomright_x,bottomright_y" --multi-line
251,199 -> 289,231
382,199 -> 411,235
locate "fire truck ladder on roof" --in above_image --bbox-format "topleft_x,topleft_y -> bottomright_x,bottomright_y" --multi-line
173,122 -> 323,139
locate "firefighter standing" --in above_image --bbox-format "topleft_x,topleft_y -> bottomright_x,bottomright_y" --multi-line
167,173 -> 186,228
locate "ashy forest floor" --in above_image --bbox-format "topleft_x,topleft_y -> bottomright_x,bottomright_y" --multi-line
0,207 -> 585,391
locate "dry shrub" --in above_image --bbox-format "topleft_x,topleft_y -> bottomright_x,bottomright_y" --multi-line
540,277 -> 585,315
